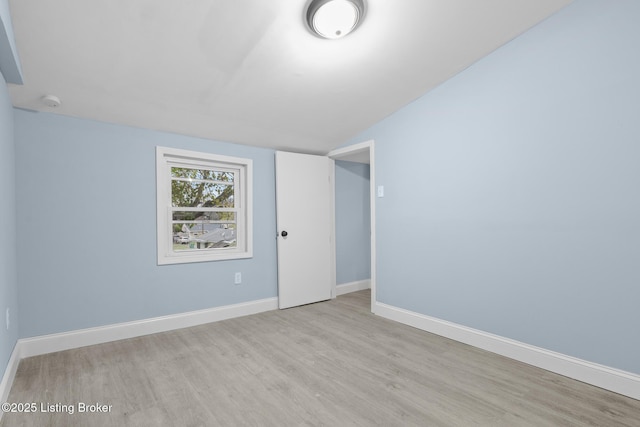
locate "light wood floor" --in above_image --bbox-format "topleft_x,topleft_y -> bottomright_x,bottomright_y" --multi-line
2,290 -> 639,426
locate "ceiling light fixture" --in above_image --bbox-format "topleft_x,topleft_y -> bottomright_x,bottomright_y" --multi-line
306,0 -> 365,39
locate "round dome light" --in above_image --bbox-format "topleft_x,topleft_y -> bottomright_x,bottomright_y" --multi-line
307,0 -> 365,39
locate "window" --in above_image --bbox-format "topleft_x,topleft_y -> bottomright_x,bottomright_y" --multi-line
156,146 -> 252,264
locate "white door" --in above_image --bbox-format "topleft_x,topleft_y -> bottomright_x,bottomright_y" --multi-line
275,151 -> 332,309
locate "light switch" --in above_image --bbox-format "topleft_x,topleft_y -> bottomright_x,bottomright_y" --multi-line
377,185 -> 384,198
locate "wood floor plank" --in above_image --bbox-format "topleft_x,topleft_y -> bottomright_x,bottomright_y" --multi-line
2,290 -> 639,426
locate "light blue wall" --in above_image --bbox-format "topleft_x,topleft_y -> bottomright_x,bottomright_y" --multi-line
15,110 -> 278,338
335,160 -> 370,284
0,71 -> 18,376
348,0 -> 640,374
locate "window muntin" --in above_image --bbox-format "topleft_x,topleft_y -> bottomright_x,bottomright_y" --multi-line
157,147 -> 252,264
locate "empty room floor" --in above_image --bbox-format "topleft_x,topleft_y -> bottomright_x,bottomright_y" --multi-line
2,290 -> 639,426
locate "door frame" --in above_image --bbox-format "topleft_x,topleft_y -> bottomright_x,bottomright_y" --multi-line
327,140 -> 376,313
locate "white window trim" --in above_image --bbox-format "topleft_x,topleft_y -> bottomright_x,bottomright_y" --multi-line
156,146 -> 253,265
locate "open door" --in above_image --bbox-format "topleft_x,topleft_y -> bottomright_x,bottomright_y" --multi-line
275,151 -> 333,309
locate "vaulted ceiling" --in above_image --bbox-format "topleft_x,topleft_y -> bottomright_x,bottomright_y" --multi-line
7,0 -> 571,154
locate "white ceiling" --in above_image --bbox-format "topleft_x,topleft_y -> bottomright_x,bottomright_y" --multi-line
7,0 -> 571,154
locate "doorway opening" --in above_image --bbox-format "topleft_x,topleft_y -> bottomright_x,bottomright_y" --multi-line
328,140 -> 376,312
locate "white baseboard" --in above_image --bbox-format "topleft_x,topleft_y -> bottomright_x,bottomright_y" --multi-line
375,302 -> 640,401
336,279 -> 371,296
19,297 -> 278,358
0,343 -> 21,421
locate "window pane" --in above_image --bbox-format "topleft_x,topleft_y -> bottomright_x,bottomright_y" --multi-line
171,180 -> 234,208
171,167 -> 234,183
173,224 -> 237,252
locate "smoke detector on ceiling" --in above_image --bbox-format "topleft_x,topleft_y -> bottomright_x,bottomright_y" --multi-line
42,95 -> 61,108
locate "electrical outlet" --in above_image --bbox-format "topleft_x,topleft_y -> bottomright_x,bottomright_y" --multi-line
5,308 -> 9,330
234,272 -> 242,285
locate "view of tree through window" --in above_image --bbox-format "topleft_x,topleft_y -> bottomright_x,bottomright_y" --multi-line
170,167 -> 237,251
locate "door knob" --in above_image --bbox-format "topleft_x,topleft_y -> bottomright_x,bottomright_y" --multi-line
281,230 -> 288,237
